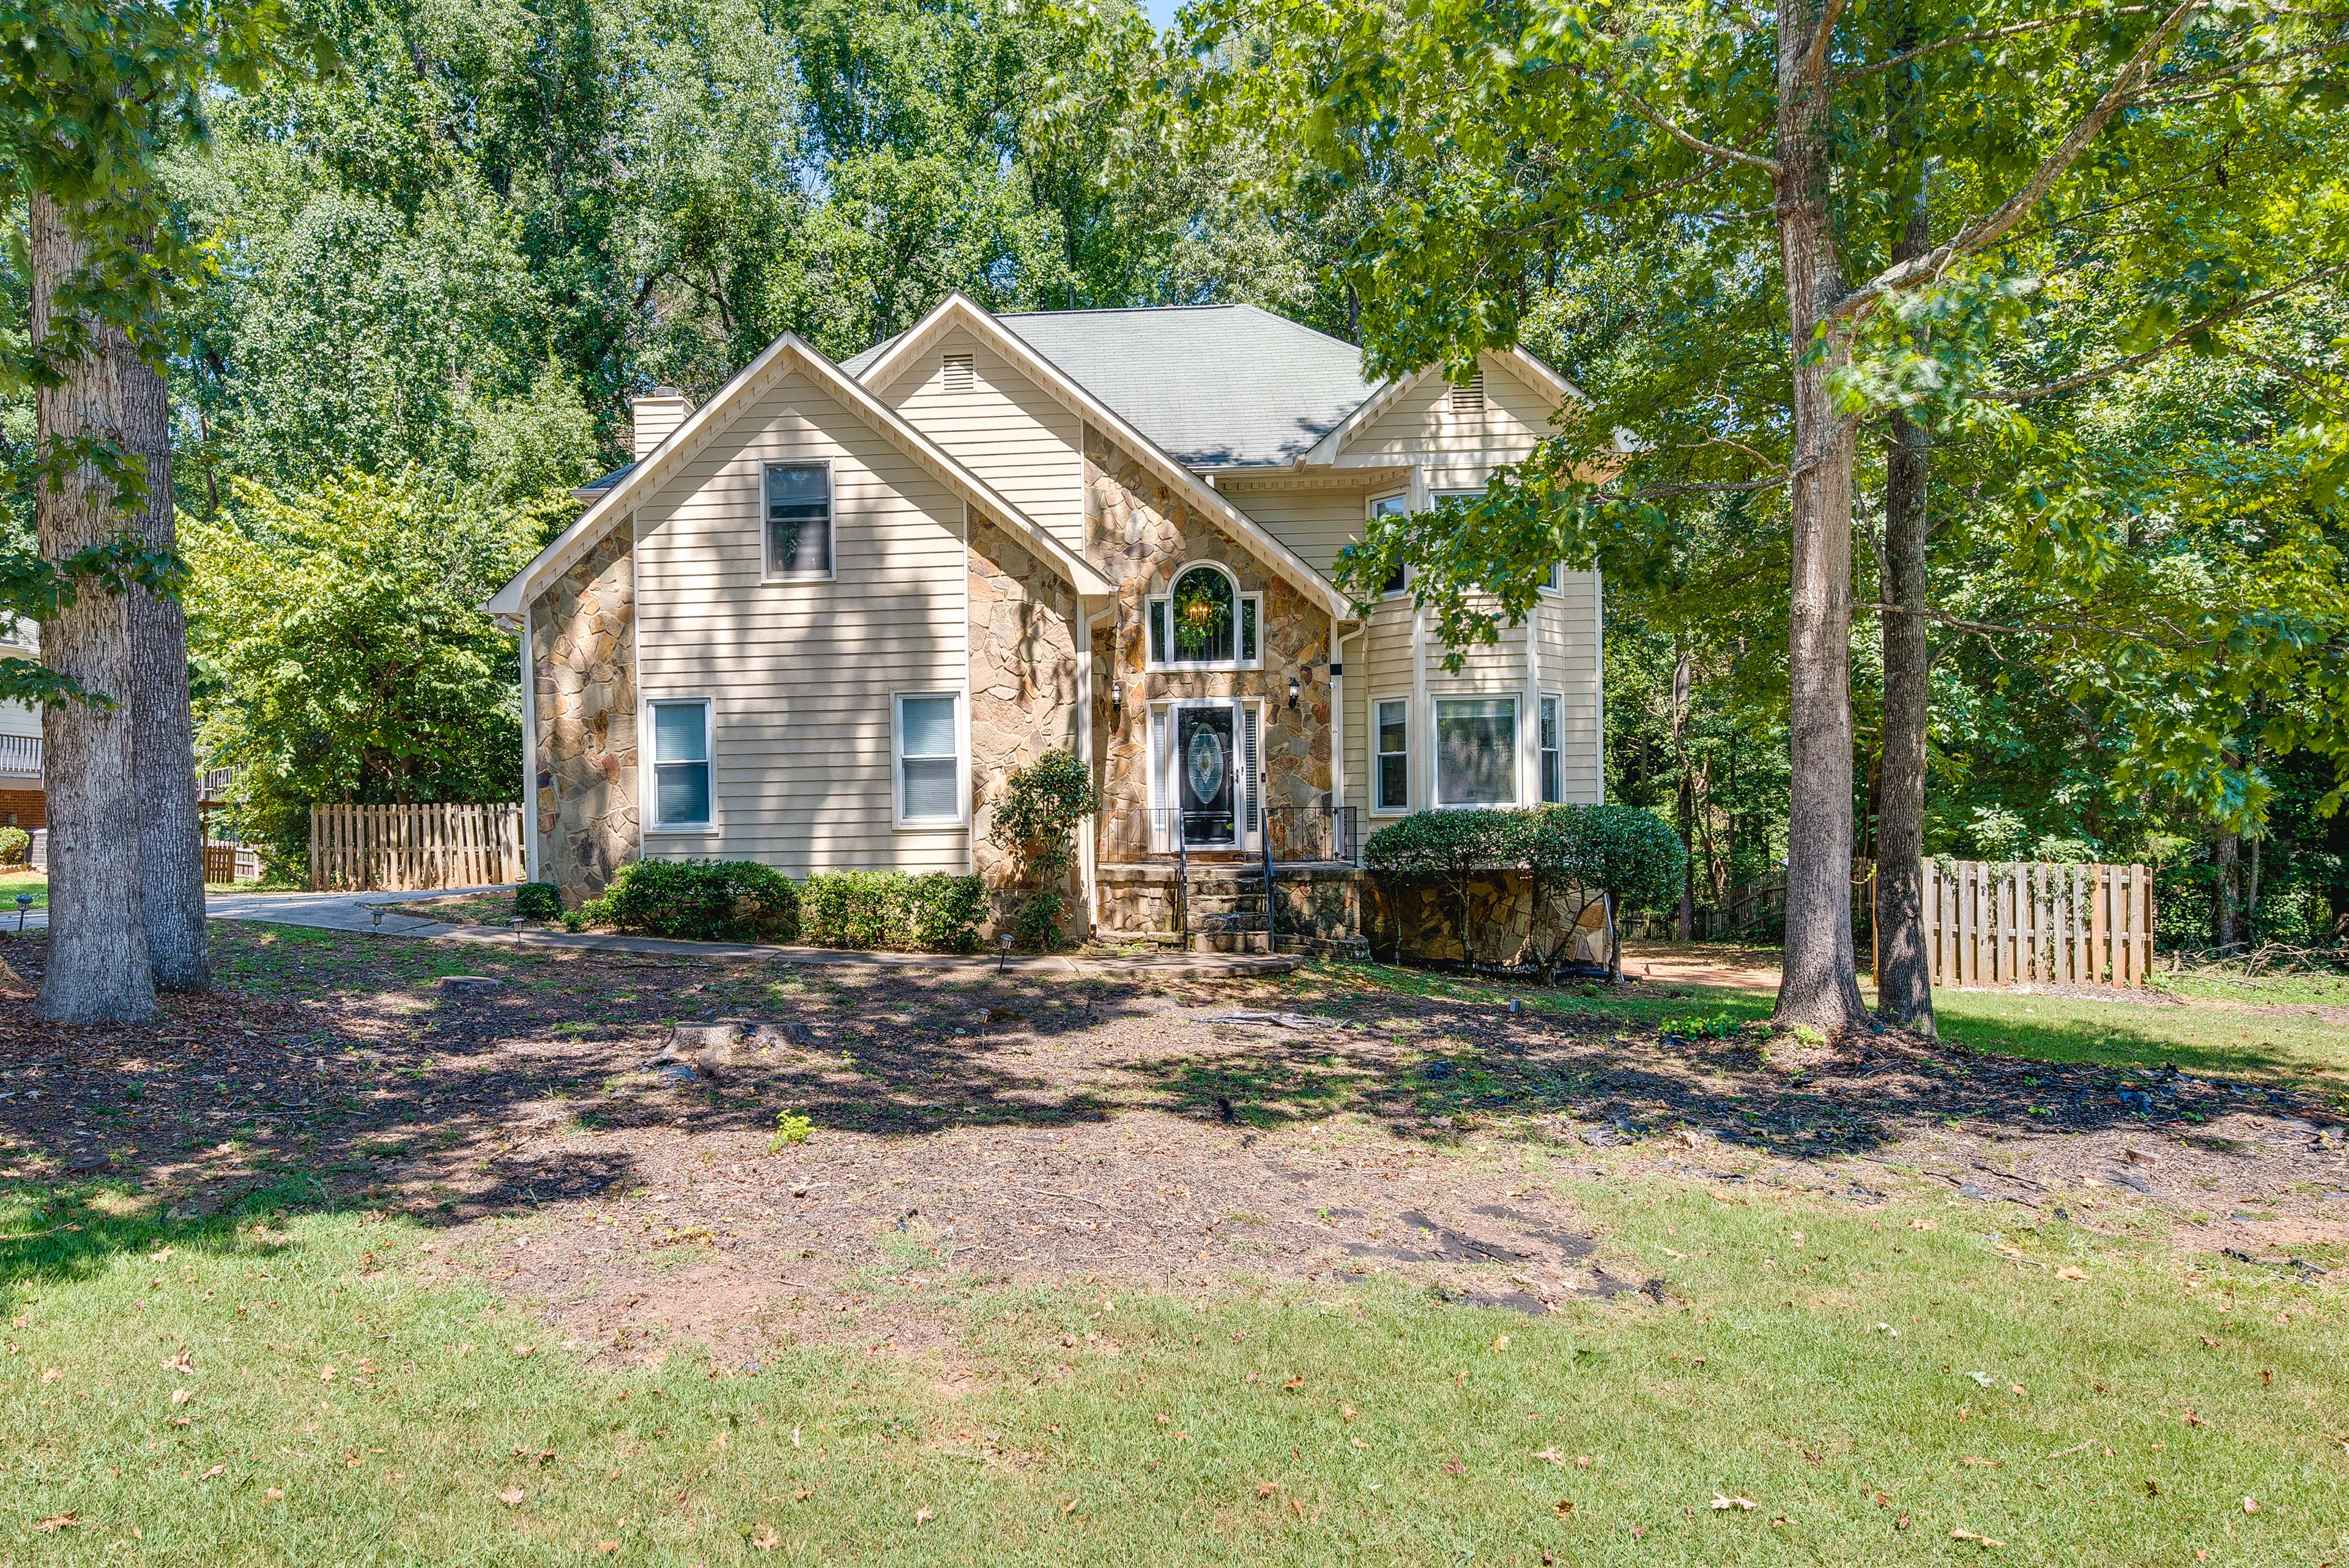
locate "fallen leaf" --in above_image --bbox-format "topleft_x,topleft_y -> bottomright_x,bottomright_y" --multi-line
1910,1219 -> 1937,1232
2055,1266 -> 2086,1280
752,1527 -> 780,1550
32,1514 -> 78,1532
171,1389 -> 193,1406
1710,1494 -> 1757,1511
512,1344 -> 534,1358
266,1487 -> 284,1502
1060,1499 -> 1078,1515
1340,1403 -> 1357,1420
1256,1482 -> 1278,1499
149,1248 -> 175,1263
1575,1455 -> 1594,1469
2184,1410 -> 2205,1427
1442,1458 -> 1465,1476
2243,1498 -> 2260,1515
1281,1374 -> 1304,1392
2199,1334 -> 2219,1348
1534,1447 -> 1568,1466
165,1352 -> 193,1375
498,1486 -> 525,1507
1951,1528 -> 2006,1547
595,1545 -> 617,1555
319,1366 -> 335,1383
201,1465 -> 225,1481
913,1507 -> 933,1524
40,1367 -> 59,1383
1554,1499 -> 1575,1518
1490,1334 -> 1510,1351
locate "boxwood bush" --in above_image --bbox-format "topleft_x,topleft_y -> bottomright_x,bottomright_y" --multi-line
512,880 -> 562,921
801,870 -> 984,953
584,859 -> 799,942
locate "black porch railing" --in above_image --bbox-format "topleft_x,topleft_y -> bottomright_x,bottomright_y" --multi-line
1094,805 -> 1359,866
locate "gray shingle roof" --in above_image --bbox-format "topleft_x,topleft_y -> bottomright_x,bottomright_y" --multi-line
845,304 -> 1379,469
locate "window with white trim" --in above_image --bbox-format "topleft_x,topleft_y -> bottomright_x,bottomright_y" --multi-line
893,693 -> 962,825
1145,562 -> 1260,669
648,699 -> 713,828
1539,694 -> 1562,804
1433,695 -> 1518,807
765,463 -> 833,579
1374,698 -> 1409,812
1368,492 -> 1409,596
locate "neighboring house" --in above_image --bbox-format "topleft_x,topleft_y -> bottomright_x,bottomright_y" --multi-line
0,620 -> 44,830
486,293 -> 1598,941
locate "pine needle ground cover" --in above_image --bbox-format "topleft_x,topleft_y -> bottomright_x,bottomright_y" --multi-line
0,929 -> 2340,1563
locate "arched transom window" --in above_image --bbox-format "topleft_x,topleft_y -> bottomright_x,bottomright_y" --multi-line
1146,562 -> 1261,670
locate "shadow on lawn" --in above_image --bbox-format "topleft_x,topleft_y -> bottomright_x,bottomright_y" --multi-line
0,927 -> 2328,1297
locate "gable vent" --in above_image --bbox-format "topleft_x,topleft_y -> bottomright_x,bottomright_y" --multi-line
942,352 -> 976,393
1447,369 -> 1485,414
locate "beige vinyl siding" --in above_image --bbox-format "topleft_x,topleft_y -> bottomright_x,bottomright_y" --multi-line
0,699 -> 38,741
872,324 -> 1085,555
1359,603 -> 1414,816
633,365 -> 970,875
1220,481 -> 1386,578
1342,354 -> 1556,474
1537,572 -> 1603,803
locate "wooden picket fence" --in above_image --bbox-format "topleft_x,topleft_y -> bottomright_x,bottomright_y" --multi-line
309,803 -> 525,891
202,841 -> 262,885
1920,860 -> 2154,990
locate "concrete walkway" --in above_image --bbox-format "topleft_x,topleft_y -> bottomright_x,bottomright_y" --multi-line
196,887 -> 1299,979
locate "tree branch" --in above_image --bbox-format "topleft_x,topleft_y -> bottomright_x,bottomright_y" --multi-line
1835,5 -> 2158,81
1981,262 -> 2348,403
1614,83 -> 1784,173
1795,0 -> 1850,99
1830,0 -> 2205,323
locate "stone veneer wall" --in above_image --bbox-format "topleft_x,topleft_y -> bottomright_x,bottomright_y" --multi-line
967,515 -> 1082,904
530,527 -> 637,902
1082,427 -> 1333,836
1364,871 -> 1612,967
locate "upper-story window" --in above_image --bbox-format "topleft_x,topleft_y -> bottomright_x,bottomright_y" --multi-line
765,463 -> 833,580
1368,493 -> 1410,597
1146,562 -> 1261,670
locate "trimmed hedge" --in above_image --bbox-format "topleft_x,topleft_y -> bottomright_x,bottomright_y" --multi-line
0,827 -> 27,866
584,859 -> 800,942
801,871 -> 985,953
512,880 -> 561,921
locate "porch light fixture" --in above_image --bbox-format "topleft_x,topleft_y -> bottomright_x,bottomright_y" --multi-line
1286,675 -> 1301,709
1110,681 -> 1122,715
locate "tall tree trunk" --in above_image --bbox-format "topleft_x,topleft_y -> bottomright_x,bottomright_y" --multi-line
1875,35 -> 1935,1033
2326,807 -> 2349,943
29,194 -> 154,1024
1770,0 -> 1871,1031
2210,831 -> 2239,953
122,339 -> 209,990
1672,647 -> 1694,940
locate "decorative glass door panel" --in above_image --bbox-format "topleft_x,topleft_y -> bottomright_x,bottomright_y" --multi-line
1176,705 -> 1236,846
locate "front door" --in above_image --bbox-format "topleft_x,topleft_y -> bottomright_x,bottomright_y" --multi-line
1176,704 -> 1236,847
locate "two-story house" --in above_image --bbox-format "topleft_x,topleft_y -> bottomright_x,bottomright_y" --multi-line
486,294 -> 1598,944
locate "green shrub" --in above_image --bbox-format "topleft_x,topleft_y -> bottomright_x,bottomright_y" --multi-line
900,872 -> 987,953
768,1110 -> 814,1151
801,871 -> 984,952
512,880 -> 561,921
989,750 -> 1100,950
583,859 -> 798,942
0,827 -> 28,865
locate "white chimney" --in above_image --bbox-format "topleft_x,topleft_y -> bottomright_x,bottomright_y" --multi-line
629,387 -> 692,459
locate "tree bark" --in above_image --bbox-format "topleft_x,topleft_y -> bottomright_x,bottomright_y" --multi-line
2326,806 -> 2349,942
122,338 -> 209,990
1770,0 -> 1872,1031
2210,831 -> 2238,953
1672,648 -> 1694,940
1874,30 -> 1936,1035
29,193 -> 155,1024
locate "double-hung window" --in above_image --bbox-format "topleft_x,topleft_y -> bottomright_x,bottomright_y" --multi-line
1539,694 -> 1562,803
765,463 -> 833,579
1368,494 -> 1409,596
894,693 -> 963,825
648,699 -> 713,829
1374,699 -> 1409,812
1433,695 -> 1518,807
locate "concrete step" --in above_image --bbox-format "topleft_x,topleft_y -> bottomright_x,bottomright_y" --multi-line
1189,929 -> 1272,954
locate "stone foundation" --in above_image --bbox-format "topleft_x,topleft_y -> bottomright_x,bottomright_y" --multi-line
1364,871 -> 1613,967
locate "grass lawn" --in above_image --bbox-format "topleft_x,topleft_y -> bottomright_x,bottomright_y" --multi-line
0,870 -> 45,911
0,934 -> 2342,1562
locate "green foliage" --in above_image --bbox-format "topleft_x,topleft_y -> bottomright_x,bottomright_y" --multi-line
1659,1013 -> 1740,1042
512,882 -> 561,922
182,472 -> 543,867
800,871 -> 985,953
0,827 -> 27,865
583,860 -> 800,943
769,1110 -> 814,1150
990,750 -> 1100,950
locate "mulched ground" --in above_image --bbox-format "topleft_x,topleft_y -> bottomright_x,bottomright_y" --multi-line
0,924 -> 2342,1369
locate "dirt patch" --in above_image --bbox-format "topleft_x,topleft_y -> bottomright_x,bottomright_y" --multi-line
1622,942 -> 1785,991
0,925 -> 2341,1369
